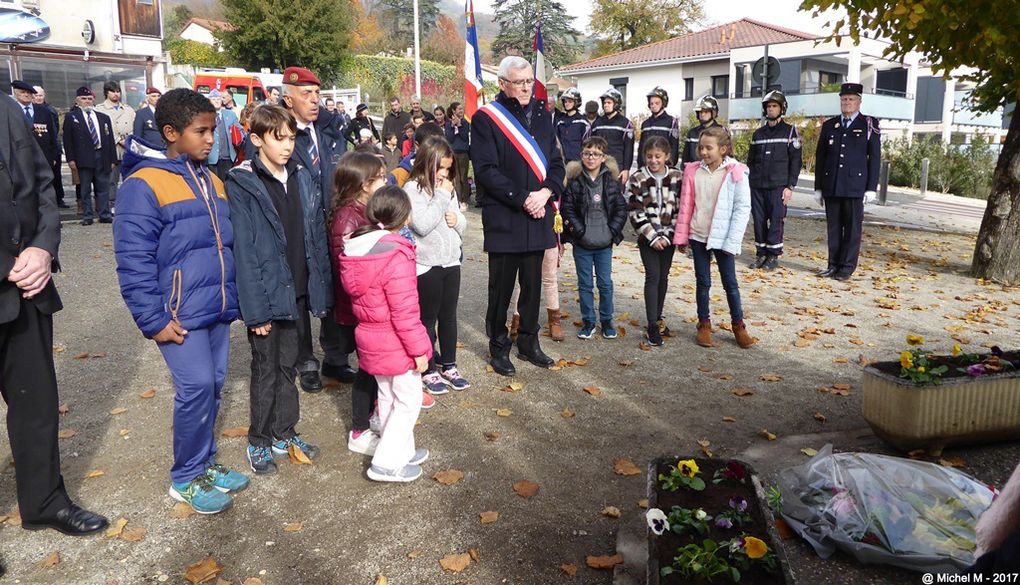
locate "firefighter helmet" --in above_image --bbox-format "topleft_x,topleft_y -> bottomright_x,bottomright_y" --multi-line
761,89 -> 788,118
646,86 -> 669,108
600,88 -> 623,108
560,87 -> 581,106
693,95 -> 719,115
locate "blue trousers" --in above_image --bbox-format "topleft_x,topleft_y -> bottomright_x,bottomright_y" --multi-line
78,165 -> 111,221
158,321 -> 230,484
690,240 -> 744,323
572,245 -> 614,325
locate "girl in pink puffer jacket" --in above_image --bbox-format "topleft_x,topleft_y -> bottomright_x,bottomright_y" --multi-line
339,186 -> 433,483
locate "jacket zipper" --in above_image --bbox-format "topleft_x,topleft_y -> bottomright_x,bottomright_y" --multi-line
187,162 -> 228,315
168,268 -> 183,323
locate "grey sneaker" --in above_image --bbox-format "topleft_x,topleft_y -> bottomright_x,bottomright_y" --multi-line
409,448 -> 429,465
367,463 -> 423,483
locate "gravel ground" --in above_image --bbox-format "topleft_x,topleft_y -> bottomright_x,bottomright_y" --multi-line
0,211 -> 1017,585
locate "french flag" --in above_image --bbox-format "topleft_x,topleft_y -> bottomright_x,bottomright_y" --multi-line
464,0 -> 483,121
533,22 -> 548,108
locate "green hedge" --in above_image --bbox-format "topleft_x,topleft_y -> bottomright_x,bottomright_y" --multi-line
883,135 -> 997,199
336,55 -> 458,105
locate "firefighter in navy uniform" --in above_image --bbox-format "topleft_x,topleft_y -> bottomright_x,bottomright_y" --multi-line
747,90 -> 802,270
813,82 -> 881,281
638,86 -> 679,168
682,95 -> 727,166
554,87 -> 589,164
591,89 -> 634,183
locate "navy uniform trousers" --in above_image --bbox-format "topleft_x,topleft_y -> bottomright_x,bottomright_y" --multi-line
750,187 -> 787,257
823,196 -> 864,274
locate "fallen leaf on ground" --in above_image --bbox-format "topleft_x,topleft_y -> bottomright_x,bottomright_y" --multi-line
503,382 -> 524,392
583,386 -> 602,396
560,563 -> 578,576
138,389 -> 156,399
561,407 -> 575,418
618,359 -> 634,367
433,469 -> 465,486
73,352 -> 90,360
221,426 -> 248,438
169,502 -> 196,519
406,550 -> 421,559
37,551 -> 60,568
698,439 -> 713,458
613,458 -> 641,476
638,341 -> 650,351
814,412 -> 827,423
907,449 -> 927,460
760,373 -> 783,382
106,517 -> 128,538
120,526 -> 147,542
832,383 -> 852,392
512,480 -> 540,498
800,448 -> 819,457
586,553 -> 624,570
439,553 -> 471,573
479,511 -> 499,524
833,357 -> 849,364
57,429 -> 76,439
288,442 -> 313,465
939,456 -> 967,468
91,352 -> 108,358
731,388 -> 755,397
601,505 -> 621,518
109,407 -> 128,415
495,408 -> 512,417
58,403 -> 69,414
242,579 -> 266,585
483,432 -> 499,442
573,357 -> 590,366
185,555 -> 223,584
714,373 -> 734,380
637,499 -> 648,509
722,416 -> 737,423
760,429 -> 777,441
85,469 -> 105,479
283,522 -> 303,532
468,548 -> 481,562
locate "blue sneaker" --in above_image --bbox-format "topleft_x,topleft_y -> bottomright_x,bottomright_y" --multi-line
246,445 -> 278,475
272,435 -> 320,460
577,322 -> 596,339
440,366 -> 471,390
169,475 -> 232,514
422,371 -> 448,395
601,322 -> 618,339
205,463 -> 250,493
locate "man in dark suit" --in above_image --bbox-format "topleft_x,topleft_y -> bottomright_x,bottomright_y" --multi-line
11,82 -> 61,206
31,86 -> 66,208
63,86 -> 116,226
132,87 -> 164,147
813,82 -> 881,281
0,93 -> 109,551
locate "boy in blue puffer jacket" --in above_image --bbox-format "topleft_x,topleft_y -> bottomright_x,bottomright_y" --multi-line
114,89 -> 246,515
224,105 -> 331,475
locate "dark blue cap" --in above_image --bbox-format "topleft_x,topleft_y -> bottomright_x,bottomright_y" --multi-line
839,83 -> 864,96
11,80 -> 36,94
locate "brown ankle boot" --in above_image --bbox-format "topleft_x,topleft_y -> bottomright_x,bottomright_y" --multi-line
547,308 -> 565,342
509,313 -> 520,342
696,321 -> 714,347
733,322 -> 756,349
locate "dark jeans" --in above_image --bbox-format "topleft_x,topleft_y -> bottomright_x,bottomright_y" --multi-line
751,187 -> 787,257
637,238 -> 675,326
572,245 -> 614,324
78,165 -> 111,221
0,301 -> 72,522
246,318 -> 300,447
485,251 -> 544,349
690,239 -> 743,323
50,159 -> 66,204
823,196 -> 864,275
296,302 -> 345,373
417,265 -> 461,370
454,152 -> 470,203
338,323 -> 379,432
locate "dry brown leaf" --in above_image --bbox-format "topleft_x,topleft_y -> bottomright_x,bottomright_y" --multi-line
800,447 -> 819,457
479,511 -> 499,524
242,579 -> 266,585
4,509 -> 20,526
106,517 -> 128,538
37,551 -> 60,569
185,555 -> 224,584
433,469 -> 465,486
731,388 -> 755,397
697,439 -> 713,458
638,341 -> 651,351
91,351 -> 108,358
438,553 -> 471,573
495,408 -> 512,417
583,385 -> 602,396
714,373 -> 734,381
760,429 -> 777,441
483,431 -> 500,442
833,357 -> 849,364
939,456 -> 967,468
907,449 -> 928,460
139,389 -> 157,399
58,403 -> 69,414
618,359 -> 634,367
573,356 -> 590,366
586,553 -> 624,570
760,373 -> 783,382
468,548 -> 481,562
814,412 -> 828,423
612,458 -> 641,476
85,469 -> 105,479
512,479 -> 540,498
637,499 -> 649,509
407,549 -> 421,559
73,352 -> 90,360
288,442 -> 313,465
698,366 -> 713,372
58,428 -> 76,439
169,502 -> 196,519
794,339 -> 812,348
561,407 -> 575,418
221,426 -> 248,438
858,354 -> 871,367
601,505 -> 621,518
120,526 -> 147,542
503,381 -> 524,392
722,416 -> 737,422
832,383 -> 852,391
109,407 -> 128,415
560,563 -> 578,576
283,522 -> 303,532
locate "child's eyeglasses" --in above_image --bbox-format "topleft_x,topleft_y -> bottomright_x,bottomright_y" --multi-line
581,151 -> 605,159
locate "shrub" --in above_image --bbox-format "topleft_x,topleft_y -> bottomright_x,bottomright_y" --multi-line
882,135 -> 996,199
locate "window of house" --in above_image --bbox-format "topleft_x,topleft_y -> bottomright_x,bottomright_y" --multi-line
819,71 -> 841,90
684,78 -> 694,101
711,75 -> 728,99
137,0 -> 154,5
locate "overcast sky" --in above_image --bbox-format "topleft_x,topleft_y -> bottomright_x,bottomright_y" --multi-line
471,0 -> 846,37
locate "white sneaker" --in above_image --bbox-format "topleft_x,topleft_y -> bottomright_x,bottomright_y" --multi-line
367,463 -> 422,483
369,410 -> 381,433
347,430 -> 380,455
409,448 -> 429,465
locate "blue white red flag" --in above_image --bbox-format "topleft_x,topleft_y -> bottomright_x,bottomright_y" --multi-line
464,0 -> 483,120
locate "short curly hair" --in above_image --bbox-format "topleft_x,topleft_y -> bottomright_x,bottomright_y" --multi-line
154,88 -> 215,141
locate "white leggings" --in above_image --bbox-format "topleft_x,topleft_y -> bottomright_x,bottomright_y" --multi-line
508,247 -> 560,316
371,370 -> 422,470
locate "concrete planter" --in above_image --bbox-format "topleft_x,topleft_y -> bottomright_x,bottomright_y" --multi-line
862,363 -> 1020,453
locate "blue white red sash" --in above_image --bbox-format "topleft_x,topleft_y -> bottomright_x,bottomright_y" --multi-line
478,101 -> 548,183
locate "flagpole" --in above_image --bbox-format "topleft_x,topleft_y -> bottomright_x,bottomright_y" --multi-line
413,0 -> 422,98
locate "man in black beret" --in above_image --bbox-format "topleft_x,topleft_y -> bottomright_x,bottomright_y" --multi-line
63,86 -> 116,225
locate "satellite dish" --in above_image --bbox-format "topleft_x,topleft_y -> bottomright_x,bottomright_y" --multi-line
751,57 -> 781,87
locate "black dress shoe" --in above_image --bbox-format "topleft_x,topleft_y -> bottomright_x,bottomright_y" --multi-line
763,256 -> 779,271
99,218 -> 113,224
749,256 -> 767,269
80,218 -> 94,226
57,201 -> 70,208
832,272 -> 853,281
22,503 -> 109,536
490,354 -> 516,377
299,370 -> 323,393
815,267 -> 836,277
322,362 -> 357,384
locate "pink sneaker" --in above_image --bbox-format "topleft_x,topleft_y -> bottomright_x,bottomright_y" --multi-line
421,391 -> 435,409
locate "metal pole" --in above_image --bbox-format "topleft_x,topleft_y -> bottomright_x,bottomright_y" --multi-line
413,0 -> 421,99
762,45 -> 769,94
878,160 -> 890,206
920,157 -> 929,196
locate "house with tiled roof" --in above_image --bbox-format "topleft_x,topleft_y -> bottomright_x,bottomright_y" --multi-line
180,18 -> 236,49
556,18 -> 1006,143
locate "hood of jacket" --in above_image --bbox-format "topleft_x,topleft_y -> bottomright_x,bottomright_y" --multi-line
122,134 -> 197,178
683,156 -> 747,183
564,156 -> 619,185
339,231 -> 415,299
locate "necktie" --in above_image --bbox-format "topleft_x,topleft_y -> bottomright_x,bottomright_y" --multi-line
24,106 -> 31,123
843,117 -> 850,128
307,130 -> 320,176
85,112 -> 100,148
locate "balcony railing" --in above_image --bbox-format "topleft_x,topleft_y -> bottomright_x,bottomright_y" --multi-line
728,90 -> 915,121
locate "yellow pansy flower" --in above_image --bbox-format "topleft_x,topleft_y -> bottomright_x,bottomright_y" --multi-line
952,344 -> 962,357
906,334 -> 924,346
900,351 -> 914,369
744,536 -> 768,559
677,459 -> 700,478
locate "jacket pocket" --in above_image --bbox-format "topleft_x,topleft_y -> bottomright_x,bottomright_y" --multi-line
167,268 -> 183,323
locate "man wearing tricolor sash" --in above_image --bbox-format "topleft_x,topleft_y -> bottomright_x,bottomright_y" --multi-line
471,56 -> 565,377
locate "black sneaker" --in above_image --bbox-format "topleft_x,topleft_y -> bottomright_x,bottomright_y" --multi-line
246,445 -> 278,475
646,325 -> 663,346
763,255 -> 779,270
749,256 -> 767,269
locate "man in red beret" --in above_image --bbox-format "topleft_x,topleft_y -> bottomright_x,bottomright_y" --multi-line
133,86 -> 164,147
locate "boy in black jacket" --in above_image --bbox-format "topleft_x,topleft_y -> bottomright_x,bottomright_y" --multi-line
561,136 -> 628,340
